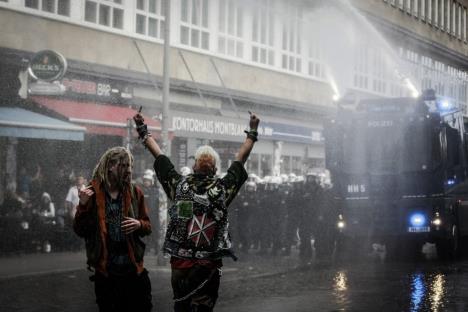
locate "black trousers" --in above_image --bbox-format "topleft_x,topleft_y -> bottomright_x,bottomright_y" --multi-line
171,265 -> 221,312
94,269 -> 152,312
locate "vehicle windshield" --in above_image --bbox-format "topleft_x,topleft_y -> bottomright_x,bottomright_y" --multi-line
342,116 -> 432,175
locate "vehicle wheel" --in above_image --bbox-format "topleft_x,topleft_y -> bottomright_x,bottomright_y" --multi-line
458,236 -> 468,258
436,224 -> 460,260
452,224 -> 460,258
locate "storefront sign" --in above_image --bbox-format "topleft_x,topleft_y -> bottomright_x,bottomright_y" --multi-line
170,112 -> 322,144
61,76 -> 133,101
261,121 -> 323,144
28,50 -> 67,82
172,116 -> 246,137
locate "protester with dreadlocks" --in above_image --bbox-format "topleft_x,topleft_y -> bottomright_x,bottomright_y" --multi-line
73,146 -> 153,312
133,111 -> 259,312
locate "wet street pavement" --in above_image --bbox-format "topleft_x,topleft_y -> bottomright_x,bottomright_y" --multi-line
2,250 -> 468,311
218,259 -> 468,312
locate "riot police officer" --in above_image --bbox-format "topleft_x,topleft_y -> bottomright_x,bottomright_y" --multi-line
298,172 -> 322,263
283,174 -> 300,256
312,171 -> 337,260
140,169 -> 160,255
269,176 -> 285,255
233,181 -> 258,253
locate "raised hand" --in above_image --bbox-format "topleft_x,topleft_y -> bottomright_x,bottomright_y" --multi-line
249,111 -> 260,130
79,186 -> 94,206
133,113 -> 145,127
133,113 -> 149,140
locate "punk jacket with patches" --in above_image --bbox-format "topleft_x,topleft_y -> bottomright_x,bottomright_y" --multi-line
154,155 -> 248,261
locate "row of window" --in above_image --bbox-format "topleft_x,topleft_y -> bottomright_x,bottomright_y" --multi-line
4,0 -> 326,78
1,0 -> 467,108
20,0 -> 162,38
350,41 -> 468,108
401,47 -> 467,107
384,0 -> 468,42
24,0 -> 70,16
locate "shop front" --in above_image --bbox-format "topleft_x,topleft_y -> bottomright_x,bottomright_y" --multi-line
0,105 -> 86,203
169,111 -> 324,177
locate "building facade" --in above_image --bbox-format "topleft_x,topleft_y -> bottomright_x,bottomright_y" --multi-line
0,0 -> 467,203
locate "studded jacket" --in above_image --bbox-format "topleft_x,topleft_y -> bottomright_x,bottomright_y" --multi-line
154,155 -> 247,261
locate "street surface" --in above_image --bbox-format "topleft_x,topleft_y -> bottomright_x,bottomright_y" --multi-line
2,248 -> 468,311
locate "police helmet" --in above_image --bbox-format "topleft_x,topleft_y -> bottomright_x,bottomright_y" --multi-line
180,166 -> 192,176
143,169 -> 155,183
245,181 -> 257,192
288,173 -> 297,183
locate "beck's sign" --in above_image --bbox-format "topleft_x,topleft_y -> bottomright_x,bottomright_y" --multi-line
28,50 -> 67,82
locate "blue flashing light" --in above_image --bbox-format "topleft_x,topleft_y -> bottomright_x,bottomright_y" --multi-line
437,100 -> 454,112
410,213 -> 426,227
441,101 -> 451,109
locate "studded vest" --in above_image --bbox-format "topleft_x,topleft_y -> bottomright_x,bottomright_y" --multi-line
163,176 -> 234,260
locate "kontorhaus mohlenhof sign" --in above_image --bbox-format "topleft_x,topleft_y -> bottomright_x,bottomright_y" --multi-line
28,50 -> 67,82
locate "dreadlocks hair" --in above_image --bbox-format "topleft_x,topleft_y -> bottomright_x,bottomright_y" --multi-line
92,146 -> 134,191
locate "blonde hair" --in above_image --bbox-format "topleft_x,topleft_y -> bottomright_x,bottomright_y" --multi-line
92,146 -> 134,190
194,145 -> 220,175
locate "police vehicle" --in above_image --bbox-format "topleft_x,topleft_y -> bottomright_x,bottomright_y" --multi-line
324,90 -> 468,259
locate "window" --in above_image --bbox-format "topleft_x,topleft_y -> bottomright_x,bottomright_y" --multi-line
218,0 -> 244,58
25,0 -> 70,16
308,41 -> 324,79
180,0 -> 210,50
421,55 -> 433,90
405,0 -> 411,13
42,0 -> 53,13
452,1 -> 456,35
434,61 -> 445,95
401,47 -> 468,111
427,0 -> 432,23
398,0 -> 404,10
421,0 -> 426,20
371,48 -> 387,94
440,0 -> 445,30
25,0 -> 38,8
354,46 -> 369,90
85,0 -> 124,29
281,5 -> 302,73
412,0 -> 419,16
135,0 -> 165,39
85,1 -> 97,22
463,7 -> 467,42
251,0 -> 275,66
291,156 -> 302,175
280,155 -> 291,174
446,0 -> 451,32
458,4 -> 462,39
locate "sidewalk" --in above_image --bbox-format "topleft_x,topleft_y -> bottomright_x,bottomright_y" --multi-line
0,251 -> 87,279
0,249 -> 302,280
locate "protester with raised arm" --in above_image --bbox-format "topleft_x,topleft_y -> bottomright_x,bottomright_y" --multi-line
133,111 -> 259,312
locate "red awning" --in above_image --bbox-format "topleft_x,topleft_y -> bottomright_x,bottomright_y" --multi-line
32,96 -> 161,137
